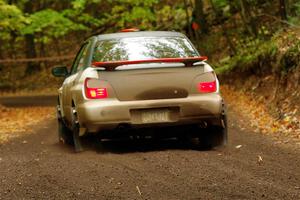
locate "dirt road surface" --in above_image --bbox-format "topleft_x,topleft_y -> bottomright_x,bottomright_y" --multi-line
0,97 -> 300,200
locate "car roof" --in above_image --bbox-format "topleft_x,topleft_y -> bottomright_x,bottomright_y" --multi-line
96,31 -> 187,40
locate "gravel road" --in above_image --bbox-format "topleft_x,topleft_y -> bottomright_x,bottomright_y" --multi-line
0,98 -> 300,199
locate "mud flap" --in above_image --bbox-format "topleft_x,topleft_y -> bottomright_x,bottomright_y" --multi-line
73,124 -> 83,153
71,108 -> 83,153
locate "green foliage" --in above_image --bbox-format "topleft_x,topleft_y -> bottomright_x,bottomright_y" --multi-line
63,0 -> 105,28
211,0 -> 231,17
156,5 -> 186,30
287,1 -> 300,26
291,1 -> 300,16
21,9 -> 87,41
115,0 -> 158,6
0,0 -> 27,40
106,0 -> 159,30
215,29 -> 300,75
1,0 -> 298,92
71,0 -> 88,10
0,0 -> 188,63
112,6 -> 156,29
213,0 -> 227,8
280,40 -> 300,73
215,38 -> 278,74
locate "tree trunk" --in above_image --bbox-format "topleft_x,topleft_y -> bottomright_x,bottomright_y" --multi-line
24,0 -> 40,74
25,34 -> 40,74
194,0 -> 208,35
209,0 -> 236,55
0,43 -> 3,71
239,0 -> 257,37
279,0 -> 288,20
184,0 -> 194,40
9,31 -> 17,59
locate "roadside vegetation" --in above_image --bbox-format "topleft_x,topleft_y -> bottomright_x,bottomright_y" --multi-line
222,86 -> 300,143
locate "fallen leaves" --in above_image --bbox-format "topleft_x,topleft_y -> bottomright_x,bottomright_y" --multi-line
0,104 -> 55,143
221,85 -> 300,141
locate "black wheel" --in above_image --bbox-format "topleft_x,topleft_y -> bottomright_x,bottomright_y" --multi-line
58,118 -> 73,145
194,115 -> 228,150
57,106 -> 73,145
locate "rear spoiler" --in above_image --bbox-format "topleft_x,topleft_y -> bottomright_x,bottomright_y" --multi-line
92,56 -> 208,71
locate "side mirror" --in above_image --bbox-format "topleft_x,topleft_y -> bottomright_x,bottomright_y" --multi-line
52,66 -> 69,77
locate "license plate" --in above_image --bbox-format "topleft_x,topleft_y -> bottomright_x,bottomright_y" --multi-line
141,110 -> 170,123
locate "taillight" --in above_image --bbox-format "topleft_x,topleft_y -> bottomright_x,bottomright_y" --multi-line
85,78 -> 108,99
198,80 -> 217,93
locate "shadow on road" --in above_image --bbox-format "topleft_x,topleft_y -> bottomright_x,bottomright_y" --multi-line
94,138 -> 193,154
56,128 -> 212,154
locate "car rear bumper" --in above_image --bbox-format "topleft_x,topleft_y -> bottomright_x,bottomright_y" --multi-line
77,94 -> 224,133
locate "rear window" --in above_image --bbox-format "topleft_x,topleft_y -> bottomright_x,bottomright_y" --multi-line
93,37 -> 199,62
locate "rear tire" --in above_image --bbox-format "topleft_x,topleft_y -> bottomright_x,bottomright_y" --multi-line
58,118 -> 73,145
195,115 -> 228,150
57,104 -> 73,145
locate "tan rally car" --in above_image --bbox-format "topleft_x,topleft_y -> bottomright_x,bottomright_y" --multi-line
52,30 -> 227,152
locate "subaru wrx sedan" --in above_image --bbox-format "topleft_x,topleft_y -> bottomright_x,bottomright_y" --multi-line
52,30 -> 227,152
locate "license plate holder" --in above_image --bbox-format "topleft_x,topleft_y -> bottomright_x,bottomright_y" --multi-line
141,109 -> 170,123
130,107 -> 179,124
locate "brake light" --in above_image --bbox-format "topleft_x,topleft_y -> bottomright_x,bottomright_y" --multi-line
198,80 -> 217,93
120,28 -> 140,32
85,78 -> 108,99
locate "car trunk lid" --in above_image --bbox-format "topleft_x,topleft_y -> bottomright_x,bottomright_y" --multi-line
96,63 -> 205,101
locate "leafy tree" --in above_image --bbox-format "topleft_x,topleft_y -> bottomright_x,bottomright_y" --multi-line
21,9 -> 87,41
194,0 -> 208,34
0,0 -> 27,41
1,0 -> 298,74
